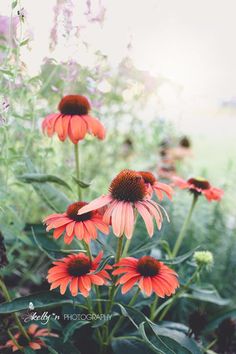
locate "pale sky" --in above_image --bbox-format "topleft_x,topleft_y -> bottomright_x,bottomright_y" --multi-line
1,0 -> 236,136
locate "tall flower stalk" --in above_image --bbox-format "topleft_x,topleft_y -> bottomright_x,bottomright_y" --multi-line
172,194 -> 198,257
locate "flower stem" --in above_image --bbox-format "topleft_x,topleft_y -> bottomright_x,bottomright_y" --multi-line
115,236 -> 124,263
150,296 -> 158,321
74,143 -> 82,200
107,288 -> 141,343
172,194 -> 198,258
122,238 -> 131,258
83,241 -> 92,261
0,277 -> 30,341
7,330 -> 23,352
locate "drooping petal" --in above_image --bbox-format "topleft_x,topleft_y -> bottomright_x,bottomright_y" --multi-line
135,202 -> 154,237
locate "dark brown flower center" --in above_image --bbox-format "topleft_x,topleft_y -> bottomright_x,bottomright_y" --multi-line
67,202 -> 93,222
179,136 -> 191,148
58,95 -> 91,115
137,256 -> 160,277
109,170 -> 146,202
68,257 -> 91,276
139,171 -> 156,185
188,177 -> 210,190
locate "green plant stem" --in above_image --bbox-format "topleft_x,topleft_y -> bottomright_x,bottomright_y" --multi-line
122,238 -> 131,257
150,296 -> 158,321
172,194 -> 198,258
83,241 -> 92,261
106,288 -> 141,344
115,236 -> 124,262
158,268 -> 199,321
7,330 -> 23,352
74,143 -> 82,200
0,278 -> 30,341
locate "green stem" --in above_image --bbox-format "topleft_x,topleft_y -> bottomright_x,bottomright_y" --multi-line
150,296 -> 158,321
107,288 -> 141,343
122,238 -> 131,258
7,330 -> 23,352
158,268 -> 199,321
83,241 -> 92,261
115,236 -> 124,263
74,143 -> 82,200
172,194 -> 198,257
0,278 -> 30,341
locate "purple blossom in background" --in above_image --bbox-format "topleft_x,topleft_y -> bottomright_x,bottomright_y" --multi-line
0,15 -> 19,43
85,0 -> 106,25
50,0 -> 78,50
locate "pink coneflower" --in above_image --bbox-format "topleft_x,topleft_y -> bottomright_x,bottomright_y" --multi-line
43,201 -> 109,244
78,170 -> 169,239
173,176 -> 224,201
139,171 -> 173,200
42,94 -> 105,144
112,256 -> 179,296
2,324 -> 58,352
47,252 -> 111,297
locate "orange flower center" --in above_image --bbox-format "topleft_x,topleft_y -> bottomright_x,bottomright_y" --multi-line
137,256 -> 160,277
67,257 -> 91,276
109,170 -> 146,202
188,177 -> 210,190
67,202 -> 93,222
58,95 -> 91,115
139,171 -> 156,185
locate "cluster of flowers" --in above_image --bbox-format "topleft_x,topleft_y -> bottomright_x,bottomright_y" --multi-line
42,94 -> 179,299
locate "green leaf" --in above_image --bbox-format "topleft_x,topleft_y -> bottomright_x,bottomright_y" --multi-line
72,177 -> 91,189
0,291 -> 72,314
20,38 -> 30,46
148,322 -> 202,354
31,226 -> 85,260
90,255 -> 114,274
31,182 -> 71,212
182,285 -> 231,306
0,68 -> 14,76
63,320 -> 89,342
112,337 -> 157,354
18,173 -> 72,191
23,157 -> 71,212
12,0 -> 18,9
116,305 -> 202,354
159,247 -> 200,265
24,348 -> 35,354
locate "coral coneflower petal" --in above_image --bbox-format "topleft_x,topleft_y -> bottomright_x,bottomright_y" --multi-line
82,115 -> 105,140
29,343 -> 42,350
84,220 -> 97,239
89,274 -> 104,285
60,278 -> 70,294
74,222 -> 84,240
81,276 -> 91,290
28,324 -> 38,335
135,202 -> 154,236
117,272 -> 140,284
53,226 -> 65,239
70,277 -> 79,296
124,202 -> 134,239
70,115 -> 87,141
155,182 -> 173,200
78,195 -> 112,214
66,221 -> 76,237
121,276 -> 140,294
112,202 -> 126,237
